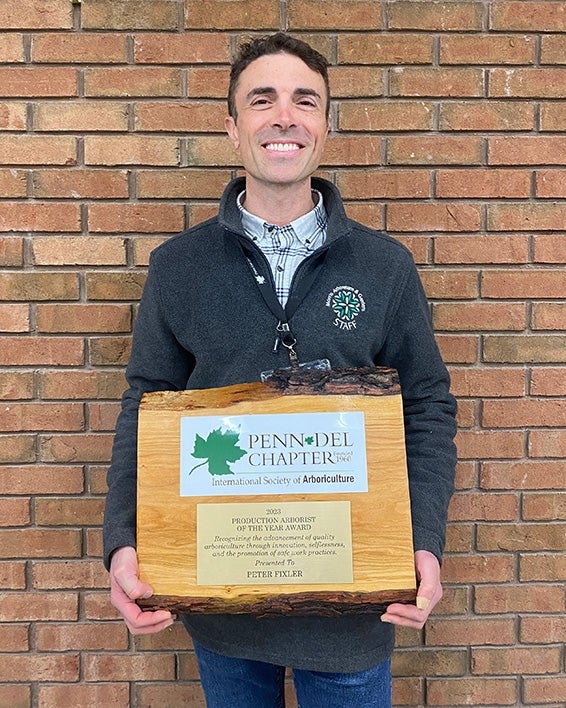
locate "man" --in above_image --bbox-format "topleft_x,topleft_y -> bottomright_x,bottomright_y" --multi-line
104,33 -> 457,707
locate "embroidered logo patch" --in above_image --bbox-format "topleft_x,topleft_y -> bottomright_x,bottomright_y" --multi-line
326,286 -> 366,330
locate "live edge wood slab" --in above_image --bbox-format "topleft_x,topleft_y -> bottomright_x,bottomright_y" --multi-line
137,367 -> 416,617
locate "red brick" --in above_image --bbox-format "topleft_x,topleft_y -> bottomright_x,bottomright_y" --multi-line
483,399 -> 566,428
1,0 -> 73,29
0,371 -> 34,400
85,135 -> 179,166
0,338 -> 83,366
0,466 -> 83,495
187,66 -> 230,98
135,623 -> 193,651
33,560 -> 108,591
34,101 -> 128,131
0,272 -> 78,301
541,35 -> 566,65
524,677 -> 566,705
520,616 -> 566,644
134,101 -> 226,132
339,101 -> 433,132
0,560 -> 26,589
38,370 -> 126,400
491,2 -> 566,31
84,67 -> 182,97
442,553 -> 514,584
449,367 -> 526,398
36,304 -> 131,333
322,135 -> 383,165
85,272 -> 146,301
0,102 -> 26,130
530,368 -> 566,396
434,302 -> 526,331
338,33 -> 433,64
448,491 -> 519,521
0,202 -> 80,231
137,684 -> 206,707
0,235 -> 24,265
436,334 -> 479,364
82,0 -> 179,30
32,32 -> 128,63
440,34 -> 535,65
426,618 -> 515,647
540,101 -> 566,131
186,0 -> 279,29
440,100 -> 535,131
435,234 -> 529,264
392,648 -> 467,677
84,653 -> 176,681
536,170 -> 566,199
490,68 -> 566,98
336,169 -> 430,200
85,528 -> 103,557
435,587 -> 470,616
533,234 -> 566,264
427,678 -> 517,706
472,646 -> 561,676
89,336 -> 132,366
436,168 -> 531,198
38,683 -> 130,707
0,623 -> 28,651
0,497 -> 30,526
529,430 -> 566,458
522,492 -> 566,521
131,236 -> 169,265
188,202 -> 223,227
134,31 -> 230,63
89,402 -> 121,431
490,136 -> 566,166
0,436 -> 36,464
39,434 -> 114,463
0,525 -> 81,559
474,584 -> 565,614
388,203 -> 481,232
482,269 -> 565,298
455,399 -> 476,428
0,684 -> 30,707
0,304 -> 29,333
34,498 -> 105,527
456,431 -> 525,461
328,66 -> 384,97
136,168 -> 230,199
481,461 -> 565,490
0,67 -> 77,97
520,554 -> 566,583
289,0 -> 381,30
477,522 -> 566,553
86,467 -> 109,495
88,203 -> 184,233
389,1 -> 482,29
0,33 -> 24,62
33,237 -> 128,267
0,135 -> 76,165
532,302 -> 566,330
0,654 -> 79,682
484,335 -> 566,364
32,169 -> 128,199
390,68 -> 484,97
391,677 -> 423,706
0,402 -> 84,432
0,168 -> 26,196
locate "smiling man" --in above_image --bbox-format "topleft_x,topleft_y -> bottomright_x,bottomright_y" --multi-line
103,33 -> 457,708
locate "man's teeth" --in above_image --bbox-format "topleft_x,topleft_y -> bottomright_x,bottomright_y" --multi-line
265,143 -> 300,151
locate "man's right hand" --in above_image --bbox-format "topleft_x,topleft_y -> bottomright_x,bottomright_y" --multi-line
109,546 -> 175,634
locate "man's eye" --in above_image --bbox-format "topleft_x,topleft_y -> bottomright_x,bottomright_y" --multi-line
252,98 -> 270,106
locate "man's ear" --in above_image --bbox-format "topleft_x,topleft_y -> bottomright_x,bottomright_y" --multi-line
225,116 -> 239,149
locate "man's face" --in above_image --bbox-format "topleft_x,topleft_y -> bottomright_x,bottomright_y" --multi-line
225,52 -> 330,192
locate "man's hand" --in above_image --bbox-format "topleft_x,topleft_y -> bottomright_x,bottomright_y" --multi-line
381,549 -> 443,629
110,546 -> 175,634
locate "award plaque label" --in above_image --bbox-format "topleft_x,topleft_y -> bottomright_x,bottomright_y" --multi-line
136,367 -> 417,616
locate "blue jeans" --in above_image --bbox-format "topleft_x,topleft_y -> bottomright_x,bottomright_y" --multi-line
193,640 -> 392,708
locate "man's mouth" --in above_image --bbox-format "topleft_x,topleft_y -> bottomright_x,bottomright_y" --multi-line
263,142 -> 303,152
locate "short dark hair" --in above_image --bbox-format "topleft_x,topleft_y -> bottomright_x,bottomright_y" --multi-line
228,32 -> 330,121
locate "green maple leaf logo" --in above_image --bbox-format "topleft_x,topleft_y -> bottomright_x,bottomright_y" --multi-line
188,427 -> 246,476
305,435 -> 314,445
331,291 -> 361,320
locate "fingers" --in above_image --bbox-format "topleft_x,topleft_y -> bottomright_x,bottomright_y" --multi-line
109,546 -> 174,634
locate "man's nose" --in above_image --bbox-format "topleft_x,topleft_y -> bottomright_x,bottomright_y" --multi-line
272,100 -> 296,130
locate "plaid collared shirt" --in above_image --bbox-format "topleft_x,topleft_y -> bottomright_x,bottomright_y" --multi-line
238,190 -> 328,306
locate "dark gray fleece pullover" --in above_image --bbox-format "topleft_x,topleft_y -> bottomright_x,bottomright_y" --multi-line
103,176 -> 457,672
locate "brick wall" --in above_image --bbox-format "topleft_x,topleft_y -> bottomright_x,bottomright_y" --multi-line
1,1 -> 564,706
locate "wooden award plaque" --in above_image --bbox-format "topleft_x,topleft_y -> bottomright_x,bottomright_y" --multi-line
137,367 -> 416,616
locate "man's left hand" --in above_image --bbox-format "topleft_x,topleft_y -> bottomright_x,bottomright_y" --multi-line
380,550 -> 443,629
